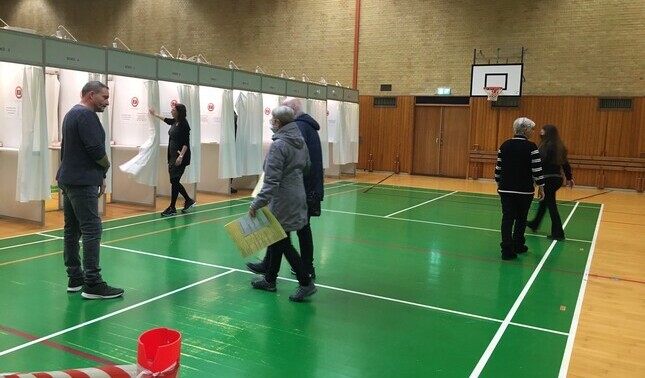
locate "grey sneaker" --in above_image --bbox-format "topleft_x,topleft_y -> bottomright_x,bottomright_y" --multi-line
289,283 -> 317,302
182,199 -> 196,213
251,278 -> 276,292
246,261 -> 267,275
161,207 -> 177,217
67,277 -> 84,292
82,282 -> 124,299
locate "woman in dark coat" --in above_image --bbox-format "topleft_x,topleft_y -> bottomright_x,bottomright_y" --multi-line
149,104 -> 195,216
527,124 -> 574,240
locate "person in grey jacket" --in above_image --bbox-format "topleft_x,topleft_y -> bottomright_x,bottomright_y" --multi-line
248,106 -> 317,302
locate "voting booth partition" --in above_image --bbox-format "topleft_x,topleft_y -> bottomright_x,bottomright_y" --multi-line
326,86 -> 359,178
0,28 -> 359,225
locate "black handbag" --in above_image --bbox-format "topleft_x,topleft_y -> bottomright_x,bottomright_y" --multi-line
307,191 -> 321,217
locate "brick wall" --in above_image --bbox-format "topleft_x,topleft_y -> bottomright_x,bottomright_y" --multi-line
4,0 -> 644,96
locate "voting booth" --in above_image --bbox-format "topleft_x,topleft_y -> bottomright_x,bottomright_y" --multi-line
197,65 -> 235,194
0,29 -> 49,224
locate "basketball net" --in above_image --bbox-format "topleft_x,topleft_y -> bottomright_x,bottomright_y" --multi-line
484,86 -> 503,101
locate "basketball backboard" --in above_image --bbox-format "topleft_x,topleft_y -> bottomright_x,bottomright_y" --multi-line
470,64 -> 523,97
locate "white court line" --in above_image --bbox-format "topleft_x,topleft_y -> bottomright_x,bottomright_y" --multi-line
385,191 -> 457,217
0,227 -> 571,358
325,208 -> 592,243
558,203 -> 604,377
0,237 -> 59,252
103,244 -> 568,336
0,202 -> 251,252
469,202 -> 580,378
0,269 -> 236,358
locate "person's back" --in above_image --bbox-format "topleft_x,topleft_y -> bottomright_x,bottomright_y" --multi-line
496,136 -> 541,194
294,113 -> 324,200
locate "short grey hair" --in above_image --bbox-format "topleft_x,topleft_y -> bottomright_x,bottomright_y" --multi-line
81,81 -> 109,97
272,105 -> 295,125
513,117 -> 536,135
281,97 -> 303,115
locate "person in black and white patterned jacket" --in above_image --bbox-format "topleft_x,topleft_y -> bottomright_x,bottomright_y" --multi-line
495,117 -> 545,260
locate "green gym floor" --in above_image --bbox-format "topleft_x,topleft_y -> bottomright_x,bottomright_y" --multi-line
0,182 -> 601,377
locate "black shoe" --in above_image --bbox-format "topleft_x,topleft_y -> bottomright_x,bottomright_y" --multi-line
547,234 -> 566,241
501,252 -> 518,261
247,262 -> 267,274
161,207 -> 177,217
514,245 -> 529,254
230,187 -> 238,194
289,283 -> 317,302
182,199 -> 196,213
290,268 -> 316,280
81,282 -> 124,299
251,278 -> 276,292
67,277 -> 84,292
526,221 -> 538,232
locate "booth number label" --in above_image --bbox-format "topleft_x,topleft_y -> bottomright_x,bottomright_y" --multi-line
0,46 -> 10,52
66,56 -> 80,62
124,65 -> 136,70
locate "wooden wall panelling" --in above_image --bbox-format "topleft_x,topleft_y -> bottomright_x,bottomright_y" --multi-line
412,106 -> 442,175
358,96 -> 414,173
358,96 -> 375,171
469,98 -> 500,151
603,108 -> 638,157
439,106 -> 470,178
636,97 -> 645,157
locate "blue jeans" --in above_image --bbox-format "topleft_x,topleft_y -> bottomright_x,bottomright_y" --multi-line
59,184 -> 104,285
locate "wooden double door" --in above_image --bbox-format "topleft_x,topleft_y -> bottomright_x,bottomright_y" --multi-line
412,105 -> 470,177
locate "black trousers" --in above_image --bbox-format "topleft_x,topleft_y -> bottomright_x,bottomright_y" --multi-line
265,233 -> 311,286
296,216 -> 314,272
529,177 -> 564,237
499,193 -> 534,254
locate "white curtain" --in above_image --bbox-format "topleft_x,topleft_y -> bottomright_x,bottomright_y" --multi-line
234,92 -> 263,175
119,80 -> 160,186
306,99 -> 329,169
177,84 -> 200,184
17,66 -> 50,202
219,89 -> 237,178
45,72 -> 60,144
343,102 -> 360,164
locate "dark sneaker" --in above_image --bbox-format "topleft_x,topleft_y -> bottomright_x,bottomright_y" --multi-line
251,278 -> 276,292
291,268 -> 316,280
182,199 -> 196,213
161,207 -> 177,217
547,234 -> 565,241
82,282 -> 124,299
289,283 -> 317,302
514,245 -> 529,254
246,261 -> 267,274
67,277 -> 84,292
230,187 -> 238,194
501,252 -> 518,261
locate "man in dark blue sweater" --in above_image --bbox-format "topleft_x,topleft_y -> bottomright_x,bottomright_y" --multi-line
495,117 -> 545,260
57,81 -> 124,299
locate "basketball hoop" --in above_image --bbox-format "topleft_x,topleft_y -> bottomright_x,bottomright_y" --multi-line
484,86 -> 503,101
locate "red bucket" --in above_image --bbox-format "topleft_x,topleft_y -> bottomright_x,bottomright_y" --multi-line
137,327 -> 182,377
